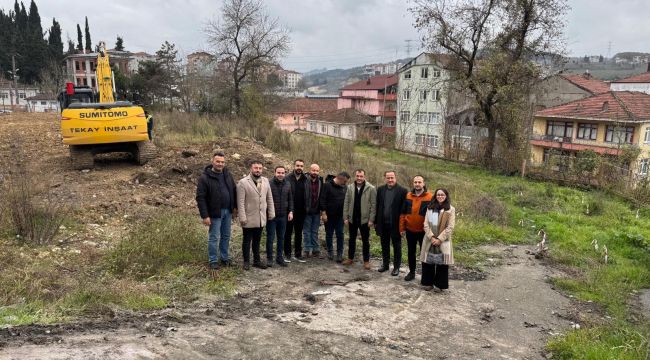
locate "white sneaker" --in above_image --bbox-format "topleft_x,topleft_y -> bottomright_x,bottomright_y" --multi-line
284,258 -> 292,263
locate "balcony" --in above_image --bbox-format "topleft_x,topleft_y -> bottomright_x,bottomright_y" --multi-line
379,110 -> 396,117
531,134 -> 572,143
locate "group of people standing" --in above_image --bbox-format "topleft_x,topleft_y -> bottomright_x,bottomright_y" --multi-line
196,152 -> 456,291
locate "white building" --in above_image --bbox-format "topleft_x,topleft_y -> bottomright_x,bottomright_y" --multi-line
278,70 -> 303,89
129,52 -> 156,73
610,68 -> 650,94
395,53 -> 451,157
26,94 -> 60,113
0,80 -> 39,109
305,108 -> 379,141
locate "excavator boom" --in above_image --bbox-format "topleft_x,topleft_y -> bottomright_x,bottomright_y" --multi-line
96,41 -> 115,103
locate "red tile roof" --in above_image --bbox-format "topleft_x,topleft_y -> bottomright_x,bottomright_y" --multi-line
340,74 -> 398,91
535,91 -> 650,122
305,108 -> 377,125
611,72 -> 650,83
559,73 -> 609,94
273,98 -> 337,113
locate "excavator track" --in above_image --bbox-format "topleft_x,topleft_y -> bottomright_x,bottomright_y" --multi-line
69,145 -> 95,170
135,141 -> 157,165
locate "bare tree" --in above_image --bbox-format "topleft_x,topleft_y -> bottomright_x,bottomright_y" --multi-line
206,0 -> 290,116
411,0 -> 568,166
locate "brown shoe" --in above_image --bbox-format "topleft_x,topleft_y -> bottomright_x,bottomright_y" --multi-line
342,259 -> 354,266
363,261 -> 371,270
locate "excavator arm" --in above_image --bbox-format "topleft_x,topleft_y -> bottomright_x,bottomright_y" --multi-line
96,41 -> 115,103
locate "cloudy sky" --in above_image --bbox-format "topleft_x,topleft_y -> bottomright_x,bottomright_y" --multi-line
1,0 -> 648,72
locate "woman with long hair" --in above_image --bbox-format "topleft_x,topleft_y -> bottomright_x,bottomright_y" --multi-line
420,188 -> 456,291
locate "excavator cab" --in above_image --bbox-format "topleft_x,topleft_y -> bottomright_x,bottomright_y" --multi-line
58,83 -> 95,111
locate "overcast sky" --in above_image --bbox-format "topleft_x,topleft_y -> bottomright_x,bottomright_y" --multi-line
1,0 -> 648,72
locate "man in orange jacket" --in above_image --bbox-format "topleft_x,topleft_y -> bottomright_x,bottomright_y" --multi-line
399,175 -> 433,281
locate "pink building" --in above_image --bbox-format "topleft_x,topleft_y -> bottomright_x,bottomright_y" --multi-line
65,50 -> 131,90
273,98 -> 338,132
338,74 -> 398,133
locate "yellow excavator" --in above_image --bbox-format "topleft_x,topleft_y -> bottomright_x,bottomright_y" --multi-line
59,41 -> 155,169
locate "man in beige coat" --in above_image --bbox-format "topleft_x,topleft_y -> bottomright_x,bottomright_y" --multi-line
237,160 -> 275,270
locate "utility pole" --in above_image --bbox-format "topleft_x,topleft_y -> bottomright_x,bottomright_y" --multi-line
10,54 -> 18,110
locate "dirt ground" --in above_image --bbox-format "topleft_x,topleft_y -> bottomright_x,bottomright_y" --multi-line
0,113 -> 578,359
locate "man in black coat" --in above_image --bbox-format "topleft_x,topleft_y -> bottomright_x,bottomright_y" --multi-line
320,171 -> 350,262
196,151 -> 237,270
375,170 -> 408,276
267,165 -> 294,267
284,159 -> 309,262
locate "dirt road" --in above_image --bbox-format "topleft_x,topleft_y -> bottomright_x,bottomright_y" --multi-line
1,246 -> 573,359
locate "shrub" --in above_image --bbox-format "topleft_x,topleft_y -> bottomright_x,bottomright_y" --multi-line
467,195 -> 508,225
106,211 -> 206,279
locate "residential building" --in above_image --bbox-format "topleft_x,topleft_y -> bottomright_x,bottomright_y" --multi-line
535,72 -> 610,109
305,108 -> 380,141
64,50 -> 131,90
395,53 -> 451,156
187,51 -> 215,75
273,98 -> 337,132
277,69 -> 303,89
0,79 -> 39,109
129,51 -> 156,73
26,94 -> 59,113
337,74 -> 398,132
610,66 -> 650,94
529,91 -> 650,177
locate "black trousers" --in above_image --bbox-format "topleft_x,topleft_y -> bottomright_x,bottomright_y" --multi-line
421,262 -> 449,289
348,222 -> 370,261
284,211 -> 305,258
406,230 -> 425,273
242,227 -> 263,264
380,222 -> 401,268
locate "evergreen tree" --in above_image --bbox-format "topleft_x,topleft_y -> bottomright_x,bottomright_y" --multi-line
76,23 -> 82,51
84,16 -> 91,51
47,18 -> 63,60
115,36 -> 124,51
0,10 -> 12,79
20,0 -> 48,83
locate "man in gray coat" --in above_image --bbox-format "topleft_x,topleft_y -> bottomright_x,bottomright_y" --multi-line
237,160 -> 275,270
343,169 -> 376,269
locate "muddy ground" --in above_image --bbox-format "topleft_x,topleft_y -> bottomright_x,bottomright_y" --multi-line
0,114 -> 580,359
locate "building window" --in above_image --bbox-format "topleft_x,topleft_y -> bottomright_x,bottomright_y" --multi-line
421,67 -> 429,78
347,126 -> 353,137
426,135 -> 439,148
83,78 -> 88,86
82,61 -> 86,71
403,70 -> 411,79
91,78 -> 96,88
577,123 -> 598,140
433,69 -> 441,77
639,159 -> 650,177
400,111 -> 410,122
333,125 -> 339,135
644,127 -> 650,144
420,90 -> 428,101
309,122 -> 316,131
402,90 -> 410,100
18,92 -> 25,99
416,112 -> 441,124
293,115 -> 299,125
41,101 -> 46,105
452,135 -> 472,150
415,133 -> 425,145
605,125 -> 634,144
75,61 -> 80,71
321,124 -> 327,133
546,121 -> 573,138
383,118 -> 396,127
432,89 -> 441,101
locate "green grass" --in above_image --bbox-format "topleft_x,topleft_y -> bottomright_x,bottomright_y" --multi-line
287,135 -> 650,358
0,210 -> 240,326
